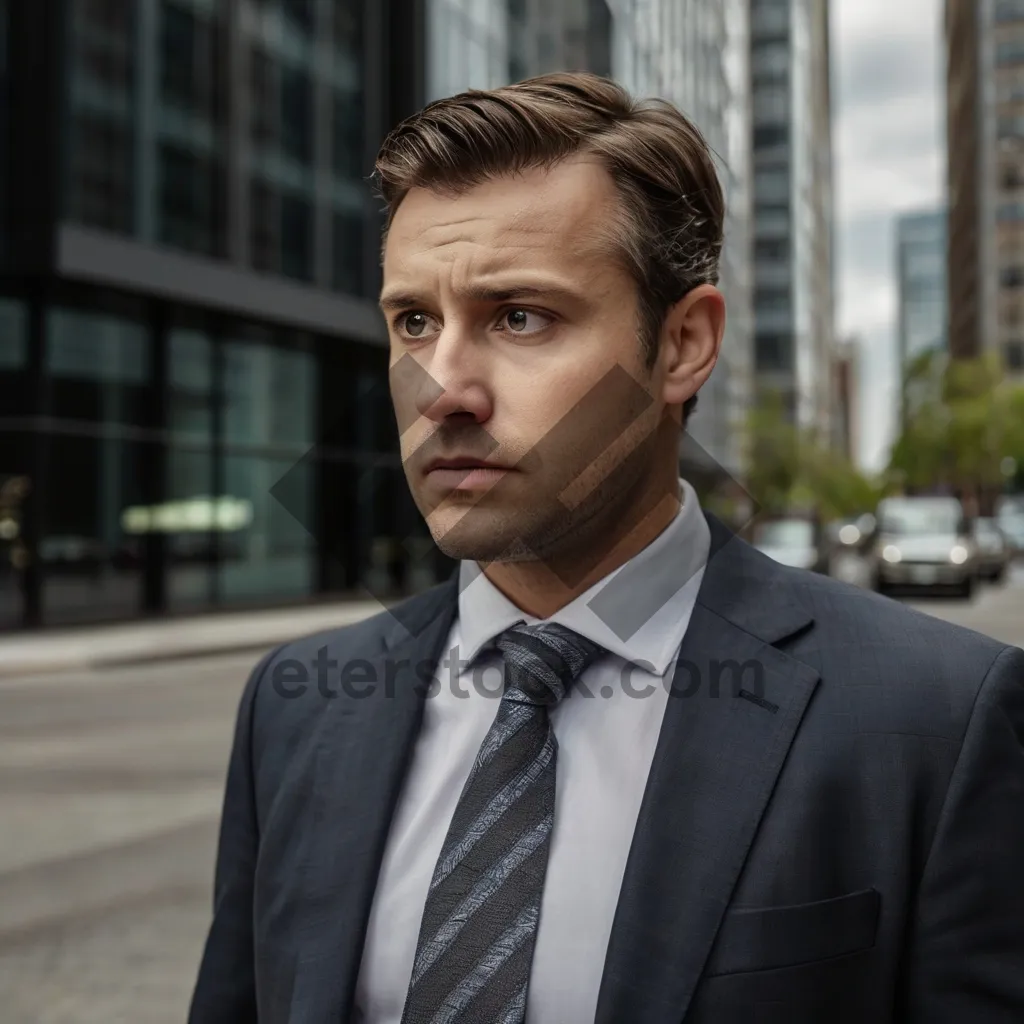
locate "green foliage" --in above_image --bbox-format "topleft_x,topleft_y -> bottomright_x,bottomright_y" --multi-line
887,351 -> 1024,501
742,389 -> 884,521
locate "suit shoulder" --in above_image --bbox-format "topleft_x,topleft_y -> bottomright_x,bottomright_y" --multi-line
775,566 -> 1015,741
246,580 -> 456,731
788,566 -> 1009,664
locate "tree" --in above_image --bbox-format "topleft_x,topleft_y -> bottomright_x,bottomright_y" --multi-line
742,390 -> 883,521
886,351 -> 1024,512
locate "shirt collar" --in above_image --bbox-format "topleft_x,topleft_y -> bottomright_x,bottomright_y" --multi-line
456,477 -> 710,676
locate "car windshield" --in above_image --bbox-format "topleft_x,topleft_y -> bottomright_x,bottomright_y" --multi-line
879,502 -> 961,536
975,519 -> 1000,538
999,513 -> 1024,538
756,520 -> 814,547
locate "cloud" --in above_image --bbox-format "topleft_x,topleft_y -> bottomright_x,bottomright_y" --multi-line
831,0 -> 944,472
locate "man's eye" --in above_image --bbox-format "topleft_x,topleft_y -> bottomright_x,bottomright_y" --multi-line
400,312 -> 437,338
501,309 -> 551,334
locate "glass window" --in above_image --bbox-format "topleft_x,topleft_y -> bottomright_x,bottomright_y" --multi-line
1007,339 -> 1024,370
997,114 -> 1024,139
333,208 -> 365,295
280,192 -> 312,282
997,200 -> 1024,222
222,336 -> 315,449
1002,162 -> 1024,189
159,1 -> 221,115
218,454 -> 314,603
42,306 -> 153,626
755,331 -> 792,371
996,0 -> 1024,22
158,143 -> 223,256
166,327 -> 215,609
0,297 -> 26,371
250,178 -> 277,272
996,39 -> 1024,67
756,239 -> 788,262
333,0 -> 361,55
333,86 -> 364,181
0,298 -> 28,629
250,46 -> 275,147
755,287 -> 790,312
754,124 -> 788,149
1002,265 -> 1024,288
47,308 -> 151,423
216,333 -> 317,605
65,0 -> 137,234
280,66 -> 312,164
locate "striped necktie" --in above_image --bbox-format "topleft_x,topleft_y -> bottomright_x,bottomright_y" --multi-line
400,621 -> 604,1024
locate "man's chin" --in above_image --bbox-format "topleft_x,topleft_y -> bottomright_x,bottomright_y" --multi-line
427,509 -> 544,564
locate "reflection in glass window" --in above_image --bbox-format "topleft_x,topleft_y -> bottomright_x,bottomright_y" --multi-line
167,328 -> 215,608
0,299 -> 26,371
218,454 -> 314,602
222,338 -> 315,449
333,209 -> 364,295
47,308 -> 150,386
281,192 -> 312,282
66,0 -> 137,233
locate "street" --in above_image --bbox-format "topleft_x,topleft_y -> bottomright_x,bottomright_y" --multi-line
0,572 -> 1022,1023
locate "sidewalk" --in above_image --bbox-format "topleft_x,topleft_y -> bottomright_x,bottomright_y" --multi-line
0,599 -> 389,680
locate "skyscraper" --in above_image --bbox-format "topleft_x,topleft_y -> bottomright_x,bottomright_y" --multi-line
610,0 -> 754,480
0,0 -> 441,632
946,0 -> 1024,377
895,208 -> 948,375
749,0 -> 835,434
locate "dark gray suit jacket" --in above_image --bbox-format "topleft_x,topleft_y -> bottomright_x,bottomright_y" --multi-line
188,515 -> 1024,1023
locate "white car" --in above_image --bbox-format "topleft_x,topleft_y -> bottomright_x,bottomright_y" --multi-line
870,497 -> 977,599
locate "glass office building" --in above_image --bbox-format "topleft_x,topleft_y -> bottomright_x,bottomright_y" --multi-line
0,0 -> 435,630
896,209 -> 948,372
0,0 -> 622,631
611,0 -> 754,479
749,0 -> 834,433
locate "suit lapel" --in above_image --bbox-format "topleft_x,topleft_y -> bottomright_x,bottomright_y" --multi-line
595,516 -> 821,1024
286,578 -> 459,1023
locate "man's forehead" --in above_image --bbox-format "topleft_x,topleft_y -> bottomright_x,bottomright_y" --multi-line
384,160 -> 620,260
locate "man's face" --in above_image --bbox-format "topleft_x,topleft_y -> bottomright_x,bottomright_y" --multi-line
381,158 -> 674,565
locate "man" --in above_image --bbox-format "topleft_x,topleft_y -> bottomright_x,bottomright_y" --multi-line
189,73 -> 1024,1023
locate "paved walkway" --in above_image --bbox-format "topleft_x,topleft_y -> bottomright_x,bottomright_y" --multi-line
0,599 -> 389,680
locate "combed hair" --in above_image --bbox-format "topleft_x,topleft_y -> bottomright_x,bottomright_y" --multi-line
373,71 -> 726,421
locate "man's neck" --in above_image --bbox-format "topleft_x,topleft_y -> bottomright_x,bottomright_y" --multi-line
478,485 -> 683,620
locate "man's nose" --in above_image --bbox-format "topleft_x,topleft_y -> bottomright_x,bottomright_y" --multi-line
405,330 -> 493,425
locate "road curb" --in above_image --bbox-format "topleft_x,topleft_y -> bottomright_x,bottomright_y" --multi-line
0,639 -> 290,681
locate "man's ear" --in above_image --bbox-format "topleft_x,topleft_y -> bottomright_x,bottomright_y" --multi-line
659,285 -> 726,407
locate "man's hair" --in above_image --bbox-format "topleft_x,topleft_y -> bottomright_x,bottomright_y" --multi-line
373,71 -> 725,424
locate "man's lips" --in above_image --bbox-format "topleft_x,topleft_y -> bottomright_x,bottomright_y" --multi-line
423,457 -> 513,473
423,458 -> 515,490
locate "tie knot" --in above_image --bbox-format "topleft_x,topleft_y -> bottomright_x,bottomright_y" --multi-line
495,622 -> 604,706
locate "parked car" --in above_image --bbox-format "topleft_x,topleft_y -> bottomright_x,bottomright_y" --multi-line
971,517 -> 1010,582
752,516 -> 827,573
996,501 -> 1024,560
870,496 -> 977,598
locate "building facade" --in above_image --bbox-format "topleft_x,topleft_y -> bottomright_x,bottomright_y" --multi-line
946,0 -> 1024,375
831,335 -> 860,466
895,209 -> 948,381
609,0 -> 754,479
748,0 -> 835,435
0,0 -> 631,632
0,0 -> 437,632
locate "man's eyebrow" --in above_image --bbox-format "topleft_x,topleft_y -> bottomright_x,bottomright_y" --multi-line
379,283 -> 585,312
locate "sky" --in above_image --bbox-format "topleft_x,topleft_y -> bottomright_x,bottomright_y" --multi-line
831,0 -> 945,472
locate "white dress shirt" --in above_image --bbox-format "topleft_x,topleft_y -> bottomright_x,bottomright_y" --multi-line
355,478 -> 711,1023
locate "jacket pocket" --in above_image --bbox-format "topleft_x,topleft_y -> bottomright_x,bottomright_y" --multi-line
703,888 -> 881,977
